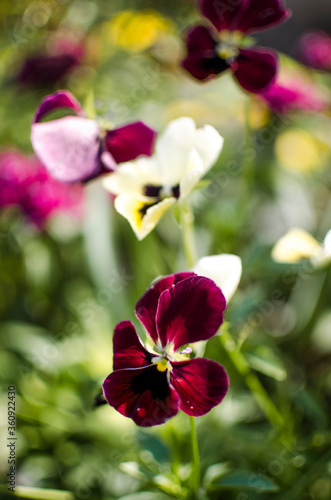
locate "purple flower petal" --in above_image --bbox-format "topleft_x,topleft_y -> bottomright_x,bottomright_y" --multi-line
233,47 -> 278,93
135,273 -> 196,346
113,321 -> 153,371
17,55 -> 78,86
103,365 -> 179,426
185,25 -> 218,52
236,0 -> 291,34
33,90 -> 83,124
198,0 -> 248,32
182,26 -> 230,81
170,358 -> 229,416
31,116 -> 101,183
105,122 -> 156,164
156,276 -> 226,351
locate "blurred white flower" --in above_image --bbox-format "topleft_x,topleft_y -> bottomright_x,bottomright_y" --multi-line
193,253 -> 242,303
102,117 -> 224,239
272,228 -> 331,267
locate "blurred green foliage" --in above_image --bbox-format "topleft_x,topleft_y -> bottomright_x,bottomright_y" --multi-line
1,1 -> 331,499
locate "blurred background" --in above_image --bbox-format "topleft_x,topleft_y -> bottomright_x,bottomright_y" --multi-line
0,1 -> 331,499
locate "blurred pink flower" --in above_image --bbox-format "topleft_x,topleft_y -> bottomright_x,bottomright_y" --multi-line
259,73 -> 329,114
0,150 -> 84,229
298,31 -> 331,71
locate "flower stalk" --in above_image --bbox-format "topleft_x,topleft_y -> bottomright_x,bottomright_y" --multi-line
219,328 -> 285,431
189,415 -> 200,498
180,201 -> 198,268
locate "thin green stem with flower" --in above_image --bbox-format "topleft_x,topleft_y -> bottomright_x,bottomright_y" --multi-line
189,415 -> 201,498
180,201 -> 198,268
219,327 -> 285,431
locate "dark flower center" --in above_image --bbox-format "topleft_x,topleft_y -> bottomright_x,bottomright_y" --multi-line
131,365 -> 170,400
143,184 -> 180,199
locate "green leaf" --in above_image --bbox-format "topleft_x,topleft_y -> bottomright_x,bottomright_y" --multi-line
119,493 -> 173,500
83,89 -> 96,119
6,486 -> 74,499
246,346 -> 287,381
153,473 -> 187,498
120,462 -> 146,480
208,471 -> 279,492
203,462 -> 231,488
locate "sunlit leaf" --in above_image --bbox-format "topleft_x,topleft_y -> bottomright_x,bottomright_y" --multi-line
246,346 -> 287,381
203,462 -> 231,488
7,486 -> 74,500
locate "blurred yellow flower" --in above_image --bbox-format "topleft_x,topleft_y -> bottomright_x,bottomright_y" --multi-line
107,9 -> 174,52
275,128 -> 326,173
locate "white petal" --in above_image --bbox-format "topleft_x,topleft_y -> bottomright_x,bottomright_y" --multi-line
272,229 -> 321,264
156,117 -> 197,187
114,195 -> 176,240
194,125 -> 224,173
324,230 -> 331,255
179,148 -> 205,199
102,157 -> 161,197
192,254 -> 242,303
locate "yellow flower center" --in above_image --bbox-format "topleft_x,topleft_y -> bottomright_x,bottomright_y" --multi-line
216,30 -> 244,62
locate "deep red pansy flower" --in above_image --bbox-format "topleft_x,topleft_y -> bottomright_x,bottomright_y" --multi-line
182,0 -> 291,93
31,91 -> 156,184
103,273 -> 229,427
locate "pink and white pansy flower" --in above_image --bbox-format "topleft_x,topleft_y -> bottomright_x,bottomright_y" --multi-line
103,272 -> 229,427
31,90 -> 156,184
102,117 -> 224,239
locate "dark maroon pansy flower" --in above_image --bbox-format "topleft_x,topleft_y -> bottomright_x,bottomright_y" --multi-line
182,0 -> 291,93
17,32 -> 85,86
103,273 -> 229,427
297,31 -> 331,71
17,54 -> 79,86
31,90 -> 156,184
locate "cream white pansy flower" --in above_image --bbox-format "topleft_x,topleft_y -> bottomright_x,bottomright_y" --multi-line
102,117 -> 224,239
272,228 -> 331,267
193,254 -> 242,303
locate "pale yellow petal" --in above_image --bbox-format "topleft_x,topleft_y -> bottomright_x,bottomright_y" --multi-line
272,229 -> 321,263
102,157 -> 161,197
115,195 -> 176,240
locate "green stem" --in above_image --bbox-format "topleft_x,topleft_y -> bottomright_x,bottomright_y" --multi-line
240,95 -> 255,199
180,201 -> 197,268
220,329 -> 285,431
190,415 -> 200,497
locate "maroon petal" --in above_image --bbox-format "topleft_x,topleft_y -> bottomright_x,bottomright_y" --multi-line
105,122 -> 156,164
198,0 -> 248,32
236,0 -> 291,34
33,90 -> 83,124
135,273 -> 196,346
103,365 -> 179,426
156,276 -> 226,351
233,48 -> 278,93
185,25 -> 218,53
170,358 -> 229,416
182,54 -> 230,81
17,55 -> 78,86
182,27 -> 230,82
113,321 -> 153,371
